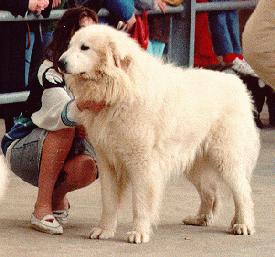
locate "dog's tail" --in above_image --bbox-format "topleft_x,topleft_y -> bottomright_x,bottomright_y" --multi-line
0,155 -> 9,200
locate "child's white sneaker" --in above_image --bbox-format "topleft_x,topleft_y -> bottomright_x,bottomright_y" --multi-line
31,213 -> 63,235
232,58 -> 258,77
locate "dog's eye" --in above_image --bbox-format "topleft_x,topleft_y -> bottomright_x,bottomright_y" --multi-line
81,44 -> 90,51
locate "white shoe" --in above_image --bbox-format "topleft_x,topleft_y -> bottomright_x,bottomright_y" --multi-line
232,58 -> 258,77
31,214 -> 63,235
53,209 -> 69,225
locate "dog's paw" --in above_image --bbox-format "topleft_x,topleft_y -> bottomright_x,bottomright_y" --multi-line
182,214 -> 213,226
127,230 -> 150,244
89,227 -> 115,240
230,224 -> 255,235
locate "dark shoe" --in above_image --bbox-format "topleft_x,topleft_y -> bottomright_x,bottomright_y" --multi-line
238,75 -> 266,128
253,111 -> 264,129
265,87 -> 275,127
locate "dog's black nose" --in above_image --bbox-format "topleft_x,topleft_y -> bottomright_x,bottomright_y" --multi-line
57,59 -> 67,73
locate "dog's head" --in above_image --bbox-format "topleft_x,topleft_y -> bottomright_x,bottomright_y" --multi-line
58,24 -> 139,104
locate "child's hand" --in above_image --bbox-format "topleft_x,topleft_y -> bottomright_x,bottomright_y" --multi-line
76,100 -> 107,113
28,0 -> 49,13
156,0 -> 167,13
126,14 -> 136,32
52,0 -> 62,8
41,67 -> 64,89
75,125 -> 86,139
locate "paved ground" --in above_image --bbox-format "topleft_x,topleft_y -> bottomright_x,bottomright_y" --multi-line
0,112 -> 274,257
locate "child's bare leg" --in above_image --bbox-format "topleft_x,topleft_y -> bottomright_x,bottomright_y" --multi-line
52,154 -> 97,211
34,128 -> 75,219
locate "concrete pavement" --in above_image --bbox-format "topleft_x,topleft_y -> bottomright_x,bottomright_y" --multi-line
0,118 -> 274,257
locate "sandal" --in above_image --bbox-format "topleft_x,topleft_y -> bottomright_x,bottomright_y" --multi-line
30,214 -> 63,235
53,209 -> 69,225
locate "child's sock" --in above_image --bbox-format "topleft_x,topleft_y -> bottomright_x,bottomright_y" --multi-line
223,53 -> 243,64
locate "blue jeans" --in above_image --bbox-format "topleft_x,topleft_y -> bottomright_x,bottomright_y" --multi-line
25,31 -> 53,87
42,31 -> 53,50
25,32 -> 35,87
208,2 -> 242,56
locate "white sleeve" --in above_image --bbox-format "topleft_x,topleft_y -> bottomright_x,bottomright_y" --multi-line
37,59 -> 54,85
31,88 -> 82,131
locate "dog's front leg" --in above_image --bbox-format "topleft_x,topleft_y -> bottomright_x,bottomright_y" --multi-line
127,161 -> 164,244
89,159 -> 118,240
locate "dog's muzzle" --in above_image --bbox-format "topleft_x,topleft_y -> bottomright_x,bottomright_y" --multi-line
57,58 -> 68,73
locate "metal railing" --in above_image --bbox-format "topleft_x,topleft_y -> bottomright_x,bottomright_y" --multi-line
0,5 -> 185,22
0,0 -> 258,104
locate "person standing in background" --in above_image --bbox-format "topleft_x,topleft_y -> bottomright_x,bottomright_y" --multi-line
243,0 -> 275,91
132,0 -> 172,58
207,0 -> 254,73
0,0 -> 50,131
208,0 -> 242,64
194,0 -> 219,67
243,0 -> 275,126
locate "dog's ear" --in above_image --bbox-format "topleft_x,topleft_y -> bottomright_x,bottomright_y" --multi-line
109,41 -> 131,72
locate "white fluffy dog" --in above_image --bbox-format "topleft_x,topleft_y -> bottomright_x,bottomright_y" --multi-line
59,24 -> 260,243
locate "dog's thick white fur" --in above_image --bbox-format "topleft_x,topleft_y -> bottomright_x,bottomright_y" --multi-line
60,25 -> 260,243
0,155 -> 9,201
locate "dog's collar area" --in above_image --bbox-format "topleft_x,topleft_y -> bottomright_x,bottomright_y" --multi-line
77,100 -> 108,113
90,100 -> 108,113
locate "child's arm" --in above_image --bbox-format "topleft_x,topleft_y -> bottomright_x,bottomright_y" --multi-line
31,87 -> 81,130
32,60 -> 82,130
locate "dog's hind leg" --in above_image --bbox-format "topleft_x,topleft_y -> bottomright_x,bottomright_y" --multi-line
89,158 -> 119,240
127,160 -> 164,244
208,121 -> 258,235
183,160 -> 221,226
221,164 -> 255,235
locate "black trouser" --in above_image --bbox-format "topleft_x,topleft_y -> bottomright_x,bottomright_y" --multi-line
266,90 -> 275,126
